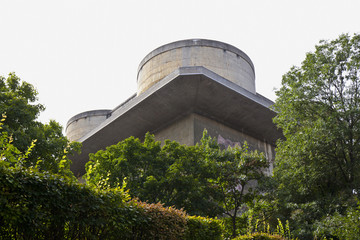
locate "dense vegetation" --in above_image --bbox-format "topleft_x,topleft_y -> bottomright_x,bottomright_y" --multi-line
85,131 -> 268,238
0,163 -> 223,239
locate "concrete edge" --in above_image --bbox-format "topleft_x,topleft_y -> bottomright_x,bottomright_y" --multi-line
66,109 -> 112,131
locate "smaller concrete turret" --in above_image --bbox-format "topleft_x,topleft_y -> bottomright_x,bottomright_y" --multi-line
66,110 -> 111,142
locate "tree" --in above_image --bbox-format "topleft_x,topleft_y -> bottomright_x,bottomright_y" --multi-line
85,132 -> 223,217
215,143 -> 267,238
156,138 -> 223,217
272,33 -> 360,238
85,134 -> 165,197
0,73 -> 79,175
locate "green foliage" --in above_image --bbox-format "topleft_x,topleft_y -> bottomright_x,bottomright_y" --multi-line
85,132 -> 218,217
0,165 -> 223,239
0,75 -> 225,239
86,133 -> 163,192
231,217 -> 296,240
136,201 -> 187,240
85,129 -> 268,239
315,200 -> 360,240
0,73 -> 80,176
233,232 -> 286,240
270,33 -> 360,239
185,216 -> 223,240
1,124 -> 222,239
221,215 -> 248,238
0,166 -> 137,239
85,132 -> 221,216
215,143 -> 268,238
273,33 -> 360,199
0,114 -> 34,168
161,136 -> 223,217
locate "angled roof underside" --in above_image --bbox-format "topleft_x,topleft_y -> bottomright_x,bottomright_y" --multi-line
70,66 -> 282,175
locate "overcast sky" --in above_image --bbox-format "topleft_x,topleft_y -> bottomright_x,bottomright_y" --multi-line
1,0 -> 359,131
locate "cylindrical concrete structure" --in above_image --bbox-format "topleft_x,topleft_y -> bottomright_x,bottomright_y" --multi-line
137,39 -> 255,95
66,110 -> 111,142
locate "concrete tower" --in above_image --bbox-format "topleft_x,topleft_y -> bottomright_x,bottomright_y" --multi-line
66,39 -> 282,175
137,39 -> 255,94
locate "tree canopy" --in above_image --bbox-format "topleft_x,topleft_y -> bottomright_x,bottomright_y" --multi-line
85,132 -> 221,217
0,73 -> 79,175
271,33 -> 360,238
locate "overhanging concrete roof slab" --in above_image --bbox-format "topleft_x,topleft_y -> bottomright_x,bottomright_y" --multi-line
70,66 -> 282,175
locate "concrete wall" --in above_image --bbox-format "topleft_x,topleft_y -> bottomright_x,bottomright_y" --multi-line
66,110 -> 111,142
137,39 -> 255,95
154,114 -> 195,146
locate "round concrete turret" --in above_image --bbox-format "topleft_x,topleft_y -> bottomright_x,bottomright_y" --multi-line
66,110 -> 111,142
137,39 -> 255,95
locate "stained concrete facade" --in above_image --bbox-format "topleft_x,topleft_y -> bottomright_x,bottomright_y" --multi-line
66,39 -> 282,176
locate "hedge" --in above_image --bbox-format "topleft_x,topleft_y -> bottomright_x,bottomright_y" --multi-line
184,216 -> 223,240
0,166 -> 222,239
0,166 -> 141,239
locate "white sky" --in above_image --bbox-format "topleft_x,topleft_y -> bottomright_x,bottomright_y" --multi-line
1,0 -> 359,130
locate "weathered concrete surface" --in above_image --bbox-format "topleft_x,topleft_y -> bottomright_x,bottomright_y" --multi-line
66,110 -> 111,142
137,39 -> 255,95
154,114 -> 195,146
68,66 -> 282,176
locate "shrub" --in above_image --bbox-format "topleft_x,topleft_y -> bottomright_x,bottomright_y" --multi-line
136,201 -> 187,240
184,215 -> 223,240
0,166 -> 143,239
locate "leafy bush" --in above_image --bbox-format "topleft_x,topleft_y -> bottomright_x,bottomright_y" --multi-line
0,166 -> 142,239
135,201 -> 187,239
184,215 -> 223,240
